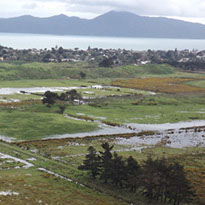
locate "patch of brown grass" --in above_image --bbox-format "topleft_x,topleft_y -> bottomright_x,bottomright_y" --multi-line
112,77 -> 205,93
185,168 -> 205,203
0,100 -> 42,107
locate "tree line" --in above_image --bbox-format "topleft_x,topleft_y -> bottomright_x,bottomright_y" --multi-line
78,142 -> 195,205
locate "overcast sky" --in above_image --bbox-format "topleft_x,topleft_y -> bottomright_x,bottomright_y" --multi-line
1,0 -> 205,24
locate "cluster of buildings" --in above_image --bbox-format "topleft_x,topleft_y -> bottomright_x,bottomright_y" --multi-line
0,45 -> 205,70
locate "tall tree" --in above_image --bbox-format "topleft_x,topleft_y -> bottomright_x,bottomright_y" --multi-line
141,157 -> 195,205
78,146 -> 100,179
110,152 -> 126,188
42,91 -> 58,107
66,89 -> 83,104
167,163 -> 195,205
126,156 -> 141,192
141,156 -> 157,200
79,71 -> 86,79
99,142 -> 114,183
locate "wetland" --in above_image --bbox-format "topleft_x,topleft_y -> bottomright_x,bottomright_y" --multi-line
0,60 -> 204,204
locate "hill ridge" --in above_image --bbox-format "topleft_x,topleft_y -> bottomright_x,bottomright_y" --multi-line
0,11 -> 205,39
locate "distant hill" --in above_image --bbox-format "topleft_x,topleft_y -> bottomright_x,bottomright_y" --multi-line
1,11 -> 205,39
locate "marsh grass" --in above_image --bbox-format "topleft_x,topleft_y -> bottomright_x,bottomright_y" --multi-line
65,95 -> 205,124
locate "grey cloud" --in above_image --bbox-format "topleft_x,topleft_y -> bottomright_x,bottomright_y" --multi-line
34,0 -> 205,18
22,3 -> 38,9
1,0 -> 205,22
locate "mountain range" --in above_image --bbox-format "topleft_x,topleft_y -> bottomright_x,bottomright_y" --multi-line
1,11 -> 205,39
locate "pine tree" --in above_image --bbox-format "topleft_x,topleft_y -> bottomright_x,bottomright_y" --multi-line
167,163 -> 195,205
78,146 -> 100,178
126,156 -> 141,192
141,156 -> 157,200
141,157 -> 169,201
99,142 -> 114,183
110,152 -> 126,188
141,157 -> 195,204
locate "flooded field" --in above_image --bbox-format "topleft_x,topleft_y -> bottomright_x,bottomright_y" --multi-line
0,152 -> 34,169
116,125 -> 205,148
0,85 -> 118,95
44,117 -> 205,148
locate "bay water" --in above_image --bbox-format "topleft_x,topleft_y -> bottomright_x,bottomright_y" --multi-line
1,32 -> 205,50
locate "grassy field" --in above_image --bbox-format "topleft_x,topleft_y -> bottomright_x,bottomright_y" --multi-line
0,142 -> 127,205
0,62 -> 178,80
0,169 -> 128,205
65,95 -> 205,124
13,137 -> 205,204
0,79 -> 94,88
186,80 -> 205,88
0,108 -> 98,141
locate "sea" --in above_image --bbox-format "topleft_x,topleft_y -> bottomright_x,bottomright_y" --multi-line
1,32 -> 205,51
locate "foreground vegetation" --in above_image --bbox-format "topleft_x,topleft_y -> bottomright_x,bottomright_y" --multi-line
79,143 -> 195,205
13,137 -> 205,204
0,141 -> 126,205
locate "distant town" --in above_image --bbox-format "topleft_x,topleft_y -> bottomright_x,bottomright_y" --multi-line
0,45 -> 205,71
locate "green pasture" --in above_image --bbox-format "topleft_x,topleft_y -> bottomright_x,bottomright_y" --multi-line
186,80 -> 205,88
66,95 -> 205,124
0,142 -> 127,205
0,109 -> 98,141
0,62 -> 177,81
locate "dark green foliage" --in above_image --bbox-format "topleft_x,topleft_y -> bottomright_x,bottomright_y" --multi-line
66,89 -> 83,102
99,58 -> 114,67
57,105 -> 67,114
141,157 -> 168,201
126,156 -> 141,192
42,53 -> 53,62
58,93 -> 68,101
141,157 -> 195,205
42,90 -> 82,107
99,142 -> 114,183
167,163 -> 195,205
78,146 -> 100,178
79,71 -> 86,79
42,91 -> 58,107
110,152 -> 126,187
58,47 -> 64,55
79,143 -> 195,205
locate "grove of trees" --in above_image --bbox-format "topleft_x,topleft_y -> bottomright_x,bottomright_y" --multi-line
78,142 -> 195,205
42,90 -> 82,107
